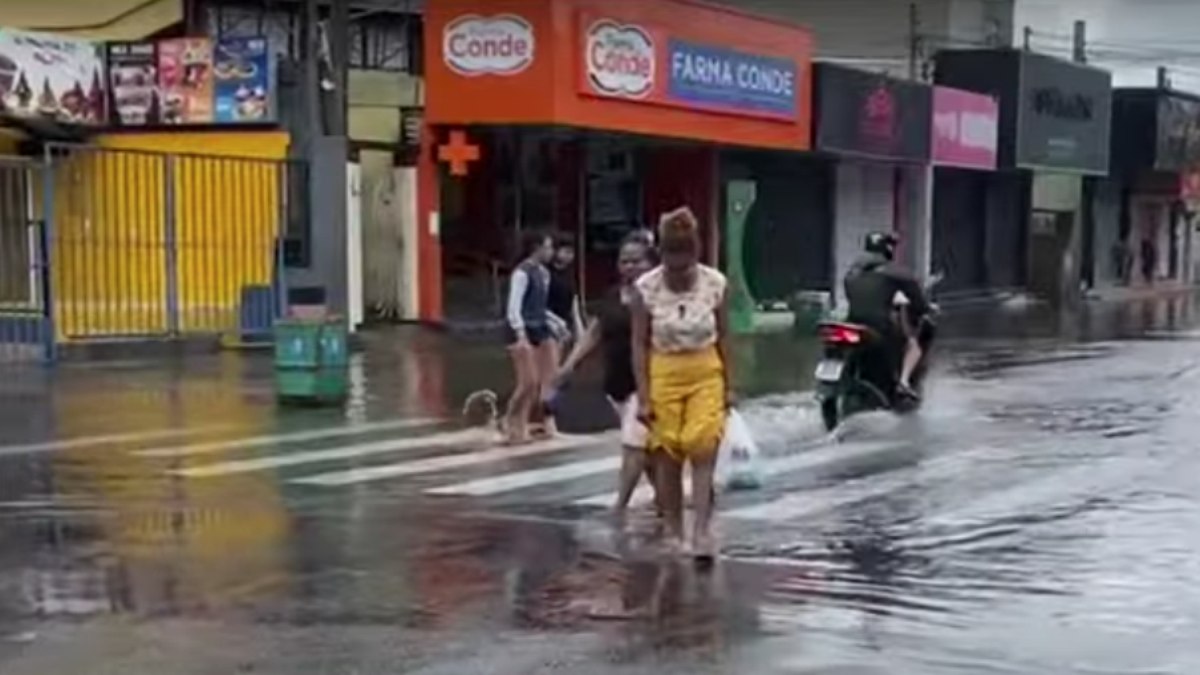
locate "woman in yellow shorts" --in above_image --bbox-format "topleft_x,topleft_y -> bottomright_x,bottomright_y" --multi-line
631,206 -> 731,559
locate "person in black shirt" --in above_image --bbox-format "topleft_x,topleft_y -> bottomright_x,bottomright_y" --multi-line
547,234 -> 584,338
556,233 -> 657,516
538,235 -> 584,437
844,232 -> 932,399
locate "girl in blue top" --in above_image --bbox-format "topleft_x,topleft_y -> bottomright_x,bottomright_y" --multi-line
503,231 -> 556,445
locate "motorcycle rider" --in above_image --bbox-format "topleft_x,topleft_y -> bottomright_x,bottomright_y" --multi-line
842,232 -> 932,400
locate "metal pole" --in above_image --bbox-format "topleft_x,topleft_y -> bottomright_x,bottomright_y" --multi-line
303,0 -> 323,139
1072,20 -> 1087,63
908,3 -> 920,81
329,0 -> 350,137
163,156 -> 180,336
40,148 -> 56,362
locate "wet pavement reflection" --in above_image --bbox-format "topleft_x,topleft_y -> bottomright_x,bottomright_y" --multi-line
1,294 -> 1200,673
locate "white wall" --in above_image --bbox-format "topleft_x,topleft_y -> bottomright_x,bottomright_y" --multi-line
834,161 -> 896,304
348,70 -> 424,321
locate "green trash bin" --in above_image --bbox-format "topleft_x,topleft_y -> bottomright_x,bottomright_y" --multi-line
790,291 -> 832,335
274,317 -> 349,404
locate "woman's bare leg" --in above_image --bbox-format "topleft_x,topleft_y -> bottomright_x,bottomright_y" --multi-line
503,346 -> 535,444
533,340 -> 559,437
689,451 -> 719,559
899,337 -> 923,390
614,446 -> 647,514
655,452 -> 685,547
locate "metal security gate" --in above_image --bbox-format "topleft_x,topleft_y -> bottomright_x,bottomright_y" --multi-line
0,158 -> 48,362
0,144 -> 302,364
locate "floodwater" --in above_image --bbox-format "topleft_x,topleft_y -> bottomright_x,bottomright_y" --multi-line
0,293 -> 1198,674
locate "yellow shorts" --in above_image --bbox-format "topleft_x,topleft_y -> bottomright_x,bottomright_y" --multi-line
648,347 -> 726,461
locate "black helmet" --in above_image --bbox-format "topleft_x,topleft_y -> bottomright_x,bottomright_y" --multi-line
864,231 -> 899,260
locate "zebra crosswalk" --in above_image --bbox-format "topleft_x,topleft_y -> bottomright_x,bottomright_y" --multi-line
99,413 -> 977,523
0,411 -> 1019,525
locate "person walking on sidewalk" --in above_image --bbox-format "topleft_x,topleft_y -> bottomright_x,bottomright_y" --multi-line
632,207 -> 732,560
502,231 -> 556,445
1141,237 -> 1158,285
556,233 -> 658,517
541,234 -> 585,437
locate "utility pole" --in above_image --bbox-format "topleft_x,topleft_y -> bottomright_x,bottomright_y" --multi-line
1158,66 -> 1171,90
1072,20 -> 1087,63
908,2 -> 920,81
303,0 -> 322,140
328,0 -> 350,137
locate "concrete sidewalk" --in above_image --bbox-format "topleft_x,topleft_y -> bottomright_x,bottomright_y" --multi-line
1085,281 -> 1194,304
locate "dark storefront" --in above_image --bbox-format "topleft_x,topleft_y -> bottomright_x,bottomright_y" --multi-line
936,50 -> 1112,302
1106,89 -> 1200,288
813,63 -> 932,300
930,86 -> 999,293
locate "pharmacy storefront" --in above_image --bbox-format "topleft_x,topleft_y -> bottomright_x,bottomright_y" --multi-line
418,0 -> 813,323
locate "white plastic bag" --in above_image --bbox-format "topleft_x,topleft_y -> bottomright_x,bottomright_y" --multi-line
716,409 -> 763,491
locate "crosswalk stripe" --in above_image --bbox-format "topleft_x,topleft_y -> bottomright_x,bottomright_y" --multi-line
0,424 -> 240,458
290,432 -> 618,487
572,439 -> 900,507
171,428 -> 491,478
134,417 -> 443,458
425,456 -> 621,496
575,481 -> 662,508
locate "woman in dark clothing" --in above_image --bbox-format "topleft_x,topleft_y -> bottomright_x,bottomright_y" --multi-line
503,231 -> 555,445
547,235 -> 584,338
542,235 -> 583,437
1141,237 -> 1158,285
556,233 -> 657,515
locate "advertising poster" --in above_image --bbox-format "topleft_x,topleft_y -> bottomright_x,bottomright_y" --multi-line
214,37 -> 273,123
0,28 -> 105,125
158,38 -> 214,124
108,41 -> 159,126
931,86 -> 998,170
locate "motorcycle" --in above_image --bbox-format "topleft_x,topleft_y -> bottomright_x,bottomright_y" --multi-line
814,276 -> 940,432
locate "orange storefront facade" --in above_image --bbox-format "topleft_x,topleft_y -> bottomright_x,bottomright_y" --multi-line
418,0 -> 813,322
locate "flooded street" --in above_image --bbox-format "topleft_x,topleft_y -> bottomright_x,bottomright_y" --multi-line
1,294 -> 1199,674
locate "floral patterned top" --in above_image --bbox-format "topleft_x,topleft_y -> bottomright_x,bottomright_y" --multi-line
636,264 -> 727,353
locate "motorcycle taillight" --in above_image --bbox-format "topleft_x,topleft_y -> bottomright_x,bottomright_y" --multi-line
820,325 -> 863,345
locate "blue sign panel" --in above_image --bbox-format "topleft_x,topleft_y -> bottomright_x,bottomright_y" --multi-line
667,39 -> 797,119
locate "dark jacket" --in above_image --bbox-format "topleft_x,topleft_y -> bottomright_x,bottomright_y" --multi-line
843,253 -> 931,332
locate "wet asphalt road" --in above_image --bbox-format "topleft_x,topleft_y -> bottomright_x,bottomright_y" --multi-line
0,293 -> 1199,674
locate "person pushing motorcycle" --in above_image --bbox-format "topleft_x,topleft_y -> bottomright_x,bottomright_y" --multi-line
842,232 -> 932,400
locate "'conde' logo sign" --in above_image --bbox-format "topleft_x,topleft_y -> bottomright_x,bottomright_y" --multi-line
586,20 -> 655,98
444,14 -> 534,76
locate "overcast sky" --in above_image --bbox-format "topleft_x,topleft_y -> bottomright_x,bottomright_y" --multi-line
1016,0 -> 1200,92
